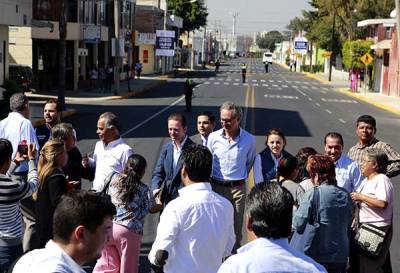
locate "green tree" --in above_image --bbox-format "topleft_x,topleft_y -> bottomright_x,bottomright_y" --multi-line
168,0 -> 208,33
256,31 -> 284,52
342,39 -> 374,69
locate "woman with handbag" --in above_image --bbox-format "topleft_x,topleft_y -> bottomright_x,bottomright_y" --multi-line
292,155 -> 353,273
350,148 -> 394,273
94,154 -> 162,273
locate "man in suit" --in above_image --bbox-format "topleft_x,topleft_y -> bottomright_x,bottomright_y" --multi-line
191,111 -> 216,146
152,113 -> 194,207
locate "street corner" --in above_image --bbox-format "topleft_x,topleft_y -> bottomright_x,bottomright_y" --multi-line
119,81 -> 166,100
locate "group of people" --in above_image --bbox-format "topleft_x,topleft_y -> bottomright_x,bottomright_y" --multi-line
0,92 -> 399,273
89,66 -> 114,92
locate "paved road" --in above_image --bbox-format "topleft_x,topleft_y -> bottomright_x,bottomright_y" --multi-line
63,58 -> 400,272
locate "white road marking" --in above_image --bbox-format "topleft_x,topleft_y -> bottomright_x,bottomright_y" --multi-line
315,103 -> 321,107
338,118 -> 346,123
121,96 -> 185,137
325,109 -> 332,114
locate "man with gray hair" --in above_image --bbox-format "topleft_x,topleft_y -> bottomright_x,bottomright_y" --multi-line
82,112 -> 134,191
207,101 -> 256,252
0,92 -> 40,251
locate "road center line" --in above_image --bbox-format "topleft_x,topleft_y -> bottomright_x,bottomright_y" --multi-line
121,96 -> 185,137
325,109 -> 332,114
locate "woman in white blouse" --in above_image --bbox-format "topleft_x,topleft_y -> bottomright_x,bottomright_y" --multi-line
350,148 -> 394,273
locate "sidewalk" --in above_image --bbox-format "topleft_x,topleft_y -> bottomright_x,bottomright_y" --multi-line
27,73 -> 175,127
303,72 -> 400,116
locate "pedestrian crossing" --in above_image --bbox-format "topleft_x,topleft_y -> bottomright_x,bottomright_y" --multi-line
171,77 -> 331,90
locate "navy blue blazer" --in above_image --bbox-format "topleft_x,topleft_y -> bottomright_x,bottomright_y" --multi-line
259,147 -> 292,182
151,137 -> 194,205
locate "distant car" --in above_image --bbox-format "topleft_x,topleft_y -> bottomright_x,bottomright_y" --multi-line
228,52 -> 236,58
8,64 -> 33,92
262,52 -> 273,64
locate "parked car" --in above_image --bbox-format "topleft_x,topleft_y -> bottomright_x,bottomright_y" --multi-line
8,64 -> 33,92
228,52 -> 236,58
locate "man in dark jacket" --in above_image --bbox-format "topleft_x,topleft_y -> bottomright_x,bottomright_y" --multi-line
151,113 -> 194,207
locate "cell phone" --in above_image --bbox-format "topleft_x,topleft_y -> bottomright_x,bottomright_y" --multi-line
17,143 -> 28,156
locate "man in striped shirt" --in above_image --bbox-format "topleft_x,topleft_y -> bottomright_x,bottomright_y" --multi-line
348,115 -> 400,178
0,139 -> 38,272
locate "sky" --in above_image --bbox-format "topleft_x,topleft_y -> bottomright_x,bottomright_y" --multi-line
206,0 -> 312,35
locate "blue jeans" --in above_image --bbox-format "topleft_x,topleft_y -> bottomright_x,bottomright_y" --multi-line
0,244 -> 23,273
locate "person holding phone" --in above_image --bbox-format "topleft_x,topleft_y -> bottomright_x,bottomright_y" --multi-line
0,93 -> 40,252
0,139 -> 38,272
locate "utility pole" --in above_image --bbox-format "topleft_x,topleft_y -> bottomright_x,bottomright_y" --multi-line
114,0 -> 121,94
58,0 -> 68,111
396,0 -> 400,75
232,12 -> 238,36
328,12 -> 336,82
162,0 -> 167,74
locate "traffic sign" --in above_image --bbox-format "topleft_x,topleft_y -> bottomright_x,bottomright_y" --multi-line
360,53 -> 373,66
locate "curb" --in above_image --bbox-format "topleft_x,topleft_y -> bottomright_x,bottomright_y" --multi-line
303,72 -> 330,84
337,88 -> 400,116
29,79 -> 168,126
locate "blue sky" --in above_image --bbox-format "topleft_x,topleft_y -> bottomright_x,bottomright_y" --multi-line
206,0 -> 312,35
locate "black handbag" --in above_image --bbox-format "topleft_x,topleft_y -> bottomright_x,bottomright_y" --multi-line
290,187 -> 320,256
354,222 -> 386,257
99,172 -> 117,201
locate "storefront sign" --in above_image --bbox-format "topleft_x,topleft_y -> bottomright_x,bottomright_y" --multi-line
83,25 -> 101,44
156,30 -> 175,57
136,33 -> 156,45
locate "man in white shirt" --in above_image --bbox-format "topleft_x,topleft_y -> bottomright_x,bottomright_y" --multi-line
207,101 -> 256,251
82,112 -> 134,191
191,111 -> 216,146
0,93 -> 40,252
149,144 -> 235,273
13,191 -> 116,273
218,182 -> 327,273
324,132 -> 362,192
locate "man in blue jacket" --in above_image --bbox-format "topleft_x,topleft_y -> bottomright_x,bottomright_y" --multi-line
151,113 -> 194,207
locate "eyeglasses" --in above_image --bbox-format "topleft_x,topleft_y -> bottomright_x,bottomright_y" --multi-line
220,118 -> 237,124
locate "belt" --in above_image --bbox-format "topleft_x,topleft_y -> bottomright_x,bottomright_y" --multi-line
211,178 -> 245,187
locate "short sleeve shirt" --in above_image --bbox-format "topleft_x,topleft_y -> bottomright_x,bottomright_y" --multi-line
358,174 -> 393,226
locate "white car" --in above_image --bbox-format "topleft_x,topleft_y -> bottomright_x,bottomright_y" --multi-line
262,52 -> 273,64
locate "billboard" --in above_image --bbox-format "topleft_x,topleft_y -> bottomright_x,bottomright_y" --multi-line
294,37 -> 308,55
156,30 -> 175,57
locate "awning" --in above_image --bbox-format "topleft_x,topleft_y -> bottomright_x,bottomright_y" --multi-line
370,39 -> 391,50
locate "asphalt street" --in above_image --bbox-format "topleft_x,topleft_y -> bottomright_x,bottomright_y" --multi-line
63,58 -> 400,272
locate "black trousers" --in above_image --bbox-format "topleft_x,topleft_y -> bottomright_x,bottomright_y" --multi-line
185,93 -> 192,111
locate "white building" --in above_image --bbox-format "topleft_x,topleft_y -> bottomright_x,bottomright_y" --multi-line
0,0 -> 32,85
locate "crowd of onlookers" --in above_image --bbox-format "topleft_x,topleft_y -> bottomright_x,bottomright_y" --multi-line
0,92 -> 399,273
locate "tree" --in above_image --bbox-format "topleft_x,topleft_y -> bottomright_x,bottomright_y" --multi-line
256,31 -> 284,52
168,0 -> 208,33
342,39 -> 374,69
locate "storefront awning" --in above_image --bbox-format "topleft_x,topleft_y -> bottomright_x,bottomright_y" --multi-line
371,39 -> 391,50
